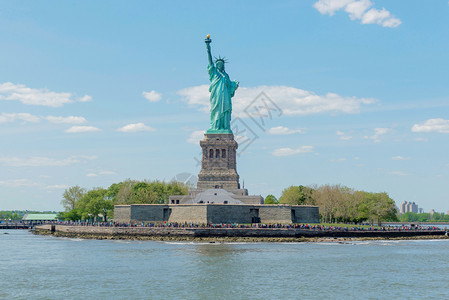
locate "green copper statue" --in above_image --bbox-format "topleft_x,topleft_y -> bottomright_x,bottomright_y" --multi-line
205,35 -> 239,134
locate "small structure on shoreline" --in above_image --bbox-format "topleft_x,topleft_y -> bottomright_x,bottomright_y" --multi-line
22,213 -> 58,225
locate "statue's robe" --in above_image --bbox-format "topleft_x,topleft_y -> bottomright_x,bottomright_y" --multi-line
207,63 -> 238,131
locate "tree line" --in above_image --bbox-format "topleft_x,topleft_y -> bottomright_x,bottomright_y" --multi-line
0,211 -> 24,221
59,180 -> 399,225
399,212 -> 449,223
265,184 -> 398,225
59,179 -> 188,221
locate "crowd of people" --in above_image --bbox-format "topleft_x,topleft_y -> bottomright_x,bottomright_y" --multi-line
54,220 -> 446,232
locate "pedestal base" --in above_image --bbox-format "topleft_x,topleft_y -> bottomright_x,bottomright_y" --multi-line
197,133 -> 240,190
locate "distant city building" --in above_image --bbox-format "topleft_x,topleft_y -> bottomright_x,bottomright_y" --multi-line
401,201 -> 407,214
430,209 -> 435,216
419,208 -> 424,214
400,201 -> 419,214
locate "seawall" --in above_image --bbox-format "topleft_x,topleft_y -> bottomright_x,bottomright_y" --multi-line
33,225 -> 448,242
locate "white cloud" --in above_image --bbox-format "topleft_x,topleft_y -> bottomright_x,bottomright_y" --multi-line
45,184 -> 69,189
314,0 -> 401,28
392,156 -> 410,161
267,126 -> 305,135
78,95 -> 92,102
0,179 -> 39,187
336,130 -> 352,140
0,113 -> 40,123
66,126 -> 101,133
412,119 -> 449,133
187,130 -> 206,144
0,113 -> 88,124
86,170 -> 117,177
98,170 -> 117,175
361,8 -> 401,27
178,85 -> 210,112
0,82 -> 92,107
0,155 -> 96,167
117,122 -> 156,133
142,90 -> 162,102
314,0 -> 353,15
179,85 -> 376,117
272,146 -> 314,157
364,127 -> 390,142
44,116 -> 87,124
345,0 -> 372,20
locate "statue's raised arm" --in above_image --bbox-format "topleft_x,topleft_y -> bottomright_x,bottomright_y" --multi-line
205,34 -> 213,66
204,34 -> 239,134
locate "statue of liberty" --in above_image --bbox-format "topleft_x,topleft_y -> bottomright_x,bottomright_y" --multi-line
205,35 -> 239,134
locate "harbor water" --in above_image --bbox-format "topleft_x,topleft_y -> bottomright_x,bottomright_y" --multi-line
1,230 -> 448,299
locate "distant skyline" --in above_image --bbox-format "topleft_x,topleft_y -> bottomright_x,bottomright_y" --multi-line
1,0 -> 449,212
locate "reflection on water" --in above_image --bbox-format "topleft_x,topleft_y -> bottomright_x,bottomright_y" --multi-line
1,230 -> 449,299
194,243 -> 251,256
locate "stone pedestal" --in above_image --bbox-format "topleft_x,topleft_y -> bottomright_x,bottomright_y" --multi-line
169,132 -> 264,205
197,133 -> 240,190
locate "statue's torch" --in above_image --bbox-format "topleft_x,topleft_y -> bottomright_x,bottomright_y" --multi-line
205,34 -> 211,44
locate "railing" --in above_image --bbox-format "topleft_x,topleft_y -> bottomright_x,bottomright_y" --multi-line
0,221 -> 58,229
0,223 -> 33,229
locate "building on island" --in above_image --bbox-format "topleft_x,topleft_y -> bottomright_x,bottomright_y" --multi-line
22,213 -> 58,225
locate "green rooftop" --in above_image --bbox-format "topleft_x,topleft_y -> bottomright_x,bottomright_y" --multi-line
22,213 -> 58,221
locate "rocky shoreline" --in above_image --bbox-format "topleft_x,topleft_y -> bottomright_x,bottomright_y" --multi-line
32,227 -> 449,243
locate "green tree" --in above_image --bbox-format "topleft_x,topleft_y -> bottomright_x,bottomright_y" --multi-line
0,211 -> 23,220
61,186 -> 86,211
279,185 -> 314,205
90,189 -> 112,221
417,213 -> 430,222
313,185 -> 340,223
60,179 -> 188,221
355,191 -> 372,223
433,212 -> 443,221
371,192 -> 398,225
109,179 -> 188,205
76,188 -> 112,221
133,187 -> 158,204
264,194 -> 278,204
399,212 -> 419,222
57,209 -> 82,221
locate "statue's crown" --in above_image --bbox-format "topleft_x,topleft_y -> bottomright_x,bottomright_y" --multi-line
215,56 -> 228,64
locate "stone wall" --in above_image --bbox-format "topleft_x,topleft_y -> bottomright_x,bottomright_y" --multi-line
130,205 -> 169,222
259,205 -> 292,223
168,205 -> 208,223
114,204 -> 320,224
292,206 -> 319,223
207,205 -> 253,224
114,205 -> 131,222
35,224 -> 447,239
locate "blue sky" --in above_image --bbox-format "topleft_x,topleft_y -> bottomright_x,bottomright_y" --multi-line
1,0 -> 449,212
